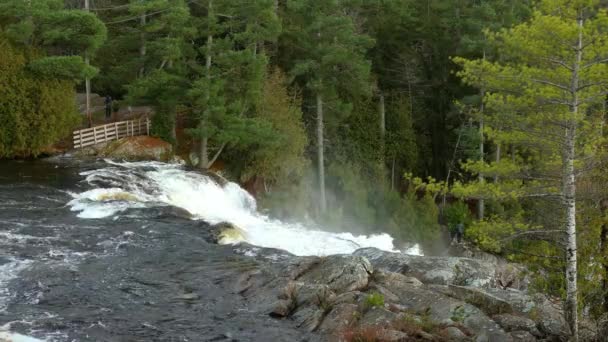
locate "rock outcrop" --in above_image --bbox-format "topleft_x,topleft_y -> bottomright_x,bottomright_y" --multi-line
220,244 -> 572,341
354,247 -> 499,288
100,136 -> 172,160
75,136 -> 174,161
208,222 -> 247,244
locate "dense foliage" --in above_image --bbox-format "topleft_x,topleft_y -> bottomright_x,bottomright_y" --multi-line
0,0 -> 106,156
455,1 -> 608,334
0,36 -> 79,157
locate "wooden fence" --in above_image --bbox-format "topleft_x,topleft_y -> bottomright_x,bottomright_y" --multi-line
73,117 -> 150,149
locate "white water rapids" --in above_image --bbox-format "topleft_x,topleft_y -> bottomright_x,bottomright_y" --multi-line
68,161 -> 421,256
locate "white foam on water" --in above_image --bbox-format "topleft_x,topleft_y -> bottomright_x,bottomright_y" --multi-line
0,331 -> 46,342
403,244 -> 422,256
0,261 -> 46,342
67,188 -> 149,218
0,259 -> 32,312
0,232 -> 57,245
68,161 -> 423,256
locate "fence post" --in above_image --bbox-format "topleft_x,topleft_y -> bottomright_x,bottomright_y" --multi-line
104,124 -> 108,141
146,117 -> 150,135
115,122 -> 118,139
93,127 -> 97,144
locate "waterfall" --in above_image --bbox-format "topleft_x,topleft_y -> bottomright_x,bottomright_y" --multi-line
68,160 -> 421,256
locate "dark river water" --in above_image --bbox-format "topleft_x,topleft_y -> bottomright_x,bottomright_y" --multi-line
0,159 -> 319,341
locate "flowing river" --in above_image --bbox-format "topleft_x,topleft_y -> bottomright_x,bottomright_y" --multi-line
0,158 -> 418,341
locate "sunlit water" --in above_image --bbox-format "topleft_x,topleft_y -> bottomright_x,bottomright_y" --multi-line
67,160 -> 421,257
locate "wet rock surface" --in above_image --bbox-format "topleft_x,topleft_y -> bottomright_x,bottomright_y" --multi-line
354,247 -> 499,288
0,160 -> 573,341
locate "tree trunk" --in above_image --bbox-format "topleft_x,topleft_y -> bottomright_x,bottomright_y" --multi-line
601,199 -> 608,313
85,55 -> 91,128
478,94 -> 485,220
391,154 -> 396,191
494,142 -> 501,182
477,50 -> 486,220
379,91 -> 386,175
139,12 -> 146,78
317,92 -> 326,213
167,60 -> 177,142
84,0 -> 92,128
379,92 -> 385,141
563,125 -> 578,341
171,110 -> 177,142
563,16 -> 583,341
199,0 -> 213,169
199,137 -> 209,168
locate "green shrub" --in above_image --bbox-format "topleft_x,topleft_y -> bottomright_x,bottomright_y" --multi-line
444,201 -> 472,234
450,305 -> 468,323
0,36 -> 79,157
150,111 -> 176,145
28,56 -> 98,80
364,292 -> 384,309
418,308 -> 438,332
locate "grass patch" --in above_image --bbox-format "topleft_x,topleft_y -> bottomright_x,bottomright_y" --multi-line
364,292 -> 385,309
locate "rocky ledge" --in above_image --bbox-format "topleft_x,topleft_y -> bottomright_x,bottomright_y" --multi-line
210,223 -> 572,341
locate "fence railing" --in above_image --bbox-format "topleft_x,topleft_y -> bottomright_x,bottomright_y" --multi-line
73,117 -> 150,149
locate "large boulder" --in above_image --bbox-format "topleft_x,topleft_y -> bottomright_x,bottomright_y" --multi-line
373,269 -> 423,289
447,285 -> 514,316
292,307 -> 325,332
449,243 -> 530,291
493,314 -> 541,337
373,282 -> 511,341
297,255 -> 373,293
318,303 -> 359,333
358,307 -> 398,328
207,222 -> 247,245
99,136 -> 172,161
441,326 -> 468,341
510,330 -> 537,342
355,247 -> 496,287
481,288 -> 568,338
446,285 -> 568,340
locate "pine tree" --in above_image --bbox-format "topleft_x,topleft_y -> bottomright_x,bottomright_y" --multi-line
0,0 -> 106,81
241,68 -> 308,187
187,0 -> 280,169
284,0 -> 373,213
455,1 -> 608,338
123,0 -> 193,143
0,0 -> 105,156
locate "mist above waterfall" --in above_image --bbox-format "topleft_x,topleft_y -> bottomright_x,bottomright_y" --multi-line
68,161 -> 420,256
